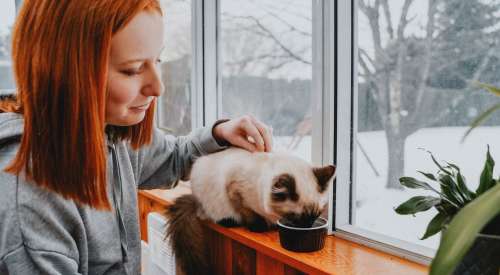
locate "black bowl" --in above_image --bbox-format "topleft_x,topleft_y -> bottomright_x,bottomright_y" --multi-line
277,217 -> 328,252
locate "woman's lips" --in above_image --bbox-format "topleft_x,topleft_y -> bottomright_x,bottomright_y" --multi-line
130,102 -> 151,111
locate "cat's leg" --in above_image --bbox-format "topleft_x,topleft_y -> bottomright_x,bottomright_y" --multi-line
243,213 -> 271,233
226,181 -> 271,232
216,217 -> 240,227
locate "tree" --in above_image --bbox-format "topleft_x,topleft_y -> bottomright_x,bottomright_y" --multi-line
358,0 -> 500,188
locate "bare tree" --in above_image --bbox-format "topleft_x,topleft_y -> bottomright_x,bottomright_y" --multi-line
358,0 -> 500,188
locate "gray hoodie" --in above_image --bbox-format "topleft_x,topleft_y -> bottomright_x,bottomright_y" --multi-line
0,112 -> 227,274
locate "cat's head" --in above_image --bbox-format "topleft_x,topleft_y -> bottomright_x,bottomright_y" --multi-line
265,155 -> 336,227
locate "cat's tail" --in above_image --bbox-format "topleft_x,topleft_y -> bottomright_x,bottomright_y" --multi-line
163,194 -> 209,275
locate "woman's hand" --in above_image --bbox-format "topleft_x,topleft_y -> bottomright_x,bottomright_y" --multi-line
213,115 -> 273,152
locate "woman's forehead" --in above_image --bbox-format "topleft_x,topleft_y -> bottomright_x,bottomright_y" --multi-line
110,11 -> 164,64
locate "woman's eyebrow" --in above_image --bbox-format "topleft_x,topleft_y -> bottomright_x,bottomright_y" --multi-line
118,46 -> 165,66
118,58 -> 146,66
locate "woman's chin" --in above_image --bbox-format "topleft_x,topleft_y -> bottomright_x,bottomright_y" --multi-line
107,112 -> 146,126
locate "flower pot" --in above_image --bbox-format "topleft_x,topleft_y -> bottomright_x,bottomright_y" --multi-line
452,215 -> 500,275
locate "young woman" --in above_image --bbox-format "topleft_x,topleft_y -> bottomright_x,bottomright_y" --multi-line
0,1 -> 272,274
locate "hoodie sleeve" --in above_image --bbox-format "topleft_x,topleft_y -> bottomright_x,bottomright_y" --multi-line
134,121 -> 229,189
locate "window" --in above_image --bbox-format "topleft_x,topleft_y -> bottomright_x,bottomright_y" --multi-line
157,0 -> 193,135
0,0 -> 17,94
161,0 -> 500,263
336,0 -> 500,262
219,0 -> 314,161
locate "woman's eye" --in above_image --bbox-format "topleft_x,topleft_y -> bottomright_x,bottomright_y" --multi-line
122,69 -> 140,76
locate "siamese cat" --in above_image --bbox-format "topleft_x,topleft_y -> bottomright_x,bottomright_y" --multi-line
164,147 -> 336,275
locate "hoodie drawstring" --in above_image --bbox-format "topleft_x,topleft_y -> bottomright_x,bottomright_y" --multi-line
110,144 -> 130,275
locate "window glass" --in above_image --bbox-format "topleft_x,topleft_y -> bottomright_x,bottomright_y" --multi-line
157,0 -> 192,135
355,0 -> 500,249
220,0 -> 313,160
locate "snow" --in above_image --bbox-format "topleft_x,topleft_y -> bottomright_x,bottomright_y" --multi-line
274,126 -> 500,250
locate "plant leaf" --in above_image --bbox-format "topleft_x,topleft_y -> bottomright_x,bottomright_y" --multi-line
456,171 -> 474,202
444,162 -> 460,172
399,177 -> 435,191
435,201 -> 458,216
430,183 -> 500,275
474,81 -> 500,97
427,151 -> 453,176
420,212 -> 449,240
462,103 -> 500,142
476,146 -> 495,194
476,146 -> 495,196
395,196 -> 441,215
439,174 -> 465,206
417,170 -> 437,181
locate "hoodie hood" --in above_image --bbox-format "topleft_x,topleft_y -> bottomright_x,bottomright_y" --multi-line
0,112 -> 23,146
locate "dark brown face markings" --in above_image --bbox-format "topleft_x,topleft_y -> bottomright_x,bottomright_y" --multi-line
271,173 -> 299,202
313,165 -> 336,193
282,204 -> 322,228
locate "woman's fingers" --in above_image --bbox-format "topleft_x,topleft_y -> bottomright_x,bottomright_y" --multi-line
241,117 -> 265,152
250,117 -> 273,152
232,135 -> 258,152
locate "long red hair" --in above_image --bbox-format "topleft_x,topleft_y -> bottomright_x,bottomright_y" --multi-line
3,0 -> 162,210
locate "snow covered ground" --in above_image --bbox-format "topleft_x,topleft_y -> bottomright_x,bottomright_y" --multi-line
274,126 -> 500,250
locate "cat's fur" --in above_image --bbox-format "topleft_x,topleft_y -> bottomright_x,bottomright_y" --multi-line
164,147 -> 336,275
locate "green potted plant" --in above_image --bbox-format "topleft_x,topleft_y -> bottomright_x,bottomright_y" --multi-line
428,83 -> 500,275
395,148 -> 500,274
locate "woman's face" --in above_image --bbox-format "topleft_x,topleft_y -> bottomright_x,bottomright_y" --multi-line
105,10 -> 165,126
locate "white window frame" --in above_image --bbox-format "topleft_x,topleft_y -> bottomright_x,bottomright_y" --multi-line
334,0 -> 433,265
201,0 -> 335,224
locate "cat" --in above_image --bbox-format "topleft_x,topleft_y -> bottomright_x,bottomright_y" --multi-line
163,147 -> 336,275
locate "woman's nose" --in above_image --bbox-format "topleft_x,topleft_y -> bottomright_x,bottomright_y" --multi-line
143,65 -> 164,97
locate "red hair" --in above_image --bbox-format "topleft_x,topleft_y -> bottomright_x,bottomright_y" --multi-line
3,0 -> 162,210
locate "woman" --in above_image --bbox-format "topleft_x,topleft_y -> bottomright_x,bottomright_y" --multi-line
0,1 -> 272,274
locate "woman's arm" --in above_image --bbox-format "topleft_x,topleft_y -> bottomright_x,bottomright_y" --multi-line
134,115 -> 273,190
135,120 -> 229,189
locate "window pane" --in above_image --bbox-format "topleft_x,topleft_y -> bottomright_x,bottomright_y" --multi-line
158,0 -> 192,135
355,0 -> 500,250
220,0 -> 313,161
0,0 -> 17,92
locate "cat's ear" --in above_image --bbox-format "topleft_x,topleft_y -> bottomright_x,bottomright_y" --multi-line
271,174 -> 299,202
313,165 -> 336,193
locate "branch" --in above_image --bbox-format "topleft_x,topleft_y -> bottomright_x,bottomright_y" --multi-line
226,15 -> 311,65
469,41 -> 497,83
260,2 -> 312,23
359,48 -> 376,69
397,0 -> 414,40
381,0 -> 394,40
263,10 -> 311,37
409,0 -> 438,125
359,52 -> 374,76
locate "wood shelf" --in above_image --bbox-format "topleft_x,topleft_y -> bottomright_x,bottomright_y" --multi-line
138,188 -> 428,275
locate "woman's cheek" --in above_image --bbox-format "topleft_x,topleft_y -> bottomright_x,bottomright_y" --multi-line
109,79 -> 141,106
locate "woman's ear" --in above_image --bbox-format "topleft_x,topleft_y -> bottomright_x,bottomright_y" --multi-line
313,165 -> 336,193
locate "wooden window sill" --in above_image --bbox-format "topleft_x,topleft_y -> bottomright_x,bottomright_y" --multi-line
138,187 -> 428,275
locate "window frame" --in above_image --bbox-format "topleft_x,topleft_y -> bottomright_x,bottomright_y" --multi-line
333,0 -> 433,265
166,0 -> 433,265
206,0 -> 335,230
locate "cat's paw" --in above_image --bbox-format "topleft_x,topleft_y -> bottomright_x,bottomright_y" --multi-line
246,216 -> 270,232
216,218 -> 240,227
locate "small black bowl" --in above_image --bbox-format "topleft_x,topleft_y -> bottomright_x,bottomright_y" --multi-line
277,217 -> 328,252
